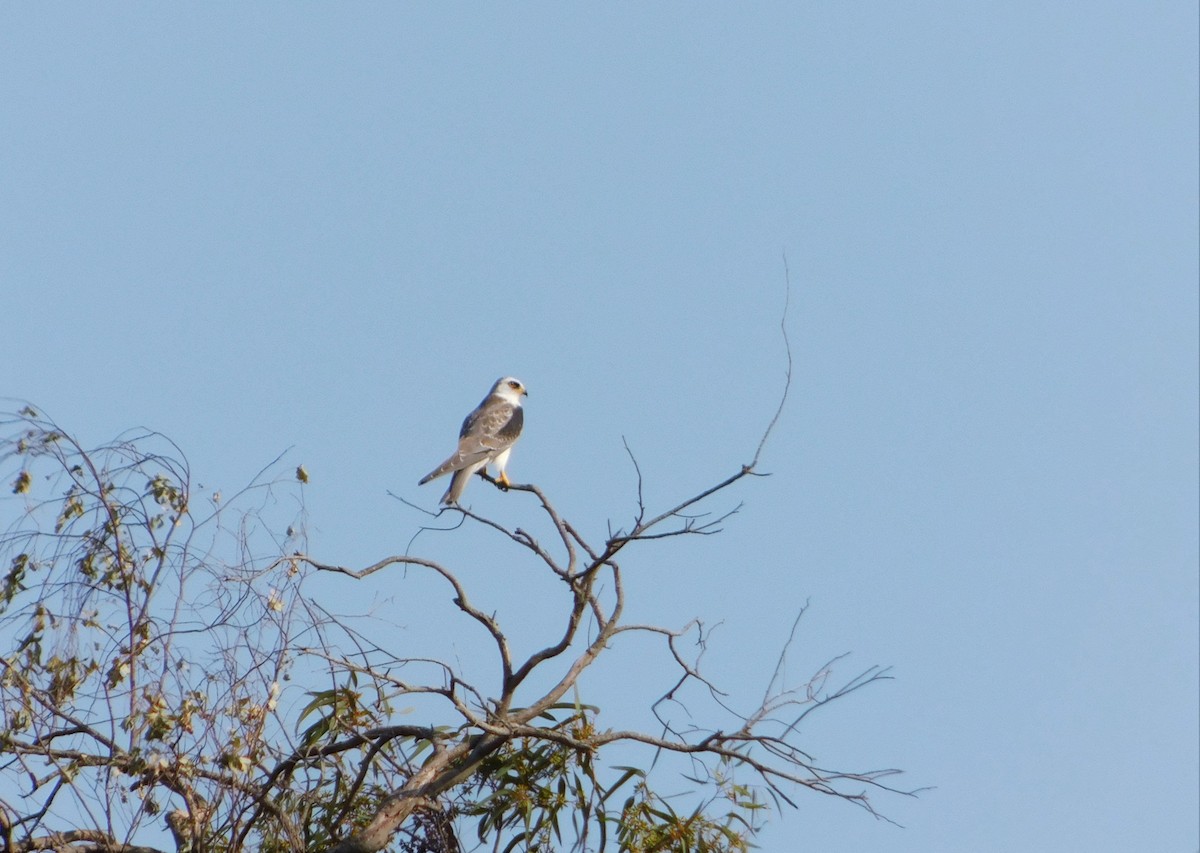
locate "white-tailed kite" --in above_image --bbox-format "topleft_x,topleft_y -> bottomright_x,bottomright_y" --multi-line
418,376 -> 528,505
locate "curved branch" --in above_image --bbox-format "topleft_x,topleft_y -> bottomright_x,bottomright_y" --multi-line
302,554 -> 514,689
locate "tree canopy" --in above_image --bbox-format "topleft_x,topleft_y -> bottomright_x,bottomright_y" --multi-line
0,390 -> 911,852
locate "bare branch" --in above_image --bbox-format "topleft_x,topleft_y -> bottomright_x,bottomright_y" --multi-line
750,252 -> 795,468
301,553 -> 514,689
12,830 -> 168,853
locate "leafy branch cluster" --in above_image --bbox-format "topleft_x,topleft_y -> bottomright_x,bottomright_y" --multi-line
0,375 -> 912,853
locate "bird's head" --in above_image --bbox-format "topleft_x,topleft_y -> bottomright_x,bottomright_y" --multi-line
492,376 -> 528,404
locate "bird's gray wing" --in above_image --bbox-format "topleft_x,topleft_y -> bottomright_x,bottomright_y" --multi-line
418,399 -> 519,484
459,398 -> 520,440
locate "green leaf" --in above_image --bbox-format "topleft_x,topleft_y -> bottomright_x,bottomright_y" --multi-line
295,688 -> 338,730
602,767 -> 644,802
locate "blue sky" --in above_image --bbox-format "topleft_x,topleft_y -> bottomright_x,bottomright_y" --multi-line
2,4 -> 1197,851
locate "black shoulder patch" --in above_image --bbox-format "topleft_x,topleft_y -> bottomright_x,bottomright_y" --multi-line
497,406 -> 523,441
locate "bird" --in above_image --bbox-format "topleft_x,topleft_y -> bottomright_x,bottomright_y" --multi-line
418,376 -> 528,505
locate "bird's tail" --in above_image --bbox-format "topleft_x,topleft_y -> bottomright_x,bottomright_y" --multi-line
440,469 -> 469,505
419,457 -> 456,485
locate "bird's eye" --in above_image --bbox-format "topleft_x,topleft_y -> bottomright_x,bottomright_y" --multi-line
508,381 -> 520,389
